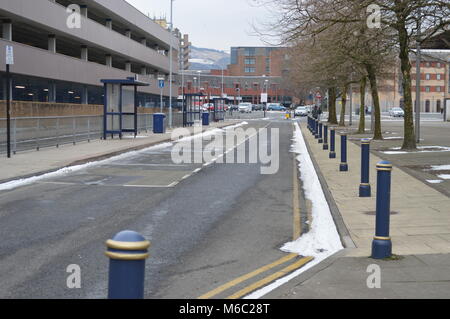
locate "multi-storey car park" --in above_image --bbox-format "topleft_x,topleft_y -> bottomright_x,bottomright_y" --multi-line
0,0 -> 179,107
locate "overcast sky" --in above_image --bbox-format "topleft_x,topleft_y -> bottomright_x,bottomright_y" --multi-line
125,0 -> 276,52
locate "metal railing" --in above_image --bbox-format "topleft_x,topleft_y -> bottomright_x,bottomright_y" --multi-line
0,111 -> 264,154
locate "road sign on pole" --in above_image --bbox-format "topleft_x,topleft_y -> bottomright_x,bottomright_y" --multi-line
6,45 -> 14,65
261,93 -> 268,103
158,80 -> 165,89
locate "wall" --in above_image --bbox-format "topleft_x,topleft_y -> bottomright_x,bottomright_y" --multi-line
0,100 -> 158,117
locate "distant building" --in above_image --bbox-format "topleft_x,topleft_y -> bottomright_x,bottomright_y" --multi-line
349,50 -> 450,113
227,46 -> 289,77
177,70 -> 291,106
174,30 -> 191,71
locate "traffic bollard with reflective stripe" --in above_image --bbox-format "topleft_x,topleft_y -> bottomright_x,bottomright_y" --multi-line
359,139 -> 371,197
106,230 -> 151,299
329,129 -> 336,158
318,123 -> 323,143
339,133 -> 348,171
323,125 -> 329,150
371,161 -> 393,259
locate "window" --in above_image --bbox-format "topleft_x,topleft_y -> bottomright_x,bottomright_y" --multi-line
425,62 -> 431,67
244,58 -> 255,65
425,74 -> 431,80
425,86 -> 431,92
437,62 -> 441,68
244,48 -> 255,56
436,86 -> 442,92
437,74 -> 442,80
244,67 -> 255,73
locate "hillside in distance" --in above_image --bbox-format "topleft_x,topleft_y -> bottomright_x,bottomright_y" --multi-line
189,46 -> 230,70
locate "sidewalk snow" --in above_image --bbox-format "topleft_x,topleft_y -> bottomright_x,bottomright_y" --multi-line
245,122 -> 343,299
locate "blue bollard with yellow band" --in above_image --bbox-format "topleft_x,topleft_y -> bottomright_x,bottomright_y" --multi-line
371,161 -> 393,259
318,122 -> 323,143
329,128 -> 336,158
106,230 -> 150,299
323,125 -> 329,150
359,139 -> 371,197
339,133 -> 348,171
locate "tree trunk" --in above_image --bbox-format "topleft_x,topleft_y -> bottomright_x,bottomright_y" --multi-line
398,22 -> 416,150
365,63 -> 383,140
357,77 -> 366,134
339,84 -> 348,127
328,87 -> 338,125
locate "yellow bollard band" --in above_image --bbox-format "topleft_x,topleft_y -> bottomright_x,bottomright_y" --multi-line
373,236 -> 391,241
106,239 -> 151,251
105,251 -> 150,260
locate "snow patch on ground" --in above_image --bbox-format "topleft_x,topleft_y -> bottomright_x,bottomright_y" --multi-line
245,122 -> 343,299
437,175 -> 450,180
430,164 -> 450,171
382,145 -> 450,155
427,180 -> 444,184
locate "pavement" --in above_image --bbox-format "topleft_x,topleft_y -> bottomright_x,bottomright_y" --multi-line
265,117 -> 450,299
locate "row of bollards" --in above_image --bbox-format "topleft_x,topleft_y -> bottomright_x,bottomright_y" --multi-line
306,115 -> 392,259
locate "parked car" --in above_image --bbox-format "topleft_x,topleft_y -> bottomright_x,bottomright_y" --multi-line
254,104 -> 264,111
267,103 -> 286,111
238,103 -> 253,113
294,106 -> 309,117
389,107 -> 404,117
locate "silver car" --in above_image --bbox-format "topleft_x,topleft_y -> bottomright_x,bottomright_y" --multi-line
389,107 -> 404,117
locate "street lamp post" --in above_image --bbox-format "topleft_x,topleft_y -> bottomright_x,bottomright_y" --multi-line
169,0 -> 174,129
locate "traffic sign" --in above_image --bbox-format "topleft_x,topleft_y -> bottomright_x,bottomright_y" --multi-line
261,93 -> 268,103
6,45 -> 14,65
158,80 -> 165,89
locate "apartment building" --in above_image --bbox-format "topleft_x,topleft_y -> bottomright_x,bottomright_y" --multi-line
351,51 -> 450,113
228,46 -> 288,77
0,0 -> 179,107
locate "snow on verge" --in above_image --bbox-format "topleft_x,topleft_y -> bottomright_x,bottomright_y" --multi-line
245,122 -> 343,299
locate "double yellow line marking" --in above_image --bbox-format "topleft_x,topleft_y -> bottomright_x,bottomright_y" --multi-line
198,254 -> 313,299
198,130 -> 312,299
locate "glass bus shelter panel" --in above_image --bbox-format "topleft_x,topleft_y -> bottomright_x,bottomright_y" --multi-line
121,88 -> 136,133
213,98 -> 226,122
105,83 -> 122,137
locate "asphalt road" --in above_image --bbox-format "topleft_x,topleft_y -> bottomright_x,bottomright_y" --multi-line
0,113 -> 309,299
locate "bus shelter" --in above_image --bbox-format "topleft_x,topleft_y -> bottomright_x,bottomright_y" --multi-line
183,93 -> 206,127
101,77 -> 149,139
212,98 -> 226,122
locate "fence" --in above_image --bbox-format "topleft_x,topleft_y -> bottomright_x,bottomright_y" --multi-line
0,111 -> 265,154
